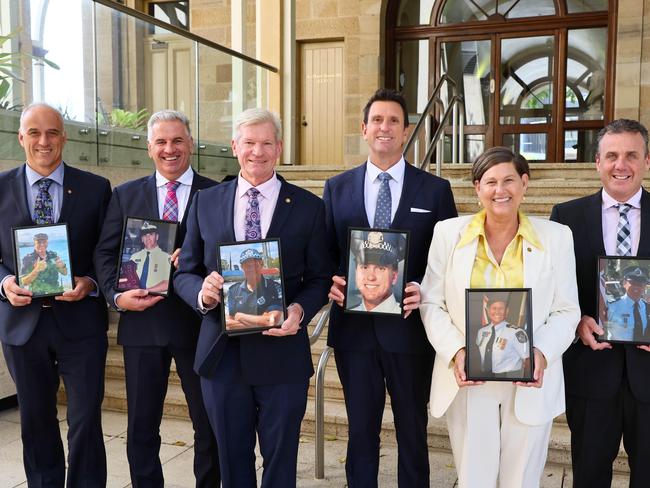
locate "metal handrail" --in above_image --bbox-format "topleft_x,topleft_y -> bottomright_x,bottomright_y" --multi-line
314,345 -> 334,479
309,302 -> 332,346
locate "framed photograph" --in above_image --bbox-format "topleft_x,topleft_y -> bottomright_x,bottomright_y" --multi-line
217,239 -> 286,336
344,228 -> 409,316
12,223 -> 74,298
116,217 -> 179,296
465,288 -> 534,382
596,256 -> 650,344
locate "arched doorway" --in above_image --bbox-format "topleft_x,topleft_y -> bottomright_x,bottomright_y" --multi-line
386,0 -> 614,163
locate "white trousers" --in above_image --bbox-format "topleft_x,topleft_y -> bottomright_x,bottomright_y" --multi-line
445,382 -> 553,488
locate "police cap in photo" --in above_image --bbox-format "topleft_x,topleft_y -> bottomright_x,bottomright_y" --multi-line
354,231 -> 406,268
623,265 -> 650,285
140,221 -> 158,235
239,248 -> 263,265
33,232 -> 49,241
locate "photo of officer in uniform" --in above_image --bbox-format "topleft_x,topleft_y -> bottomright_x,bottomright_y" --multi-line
345,229 -> 408,315
602,264 -> 650,343
466,290 -> 533,381
14,225 -> 73,297
219,241 -> 286,334
117,218 -> 178,296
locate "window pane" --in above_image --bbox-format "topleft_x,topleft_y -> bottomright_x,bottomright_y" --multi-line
465,134 -> 485,163
500,36 -> 554,125
439,0 -> 488,24
396,0 -> 436,26
149,2 -> 189,30
566,0 -> 608,13
565,28 -> 606,121
503,133 -> 547,161
504,0 -> 556,19
439,0 -> 556,24
564,129 -> 598,162
440,40 -> 491,125
396,39 -> 430,114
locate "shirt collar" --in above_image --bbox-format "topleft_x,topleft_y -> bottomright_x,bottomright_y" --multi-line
25,162 -> 64,187
366,157 -> 405,185
457,209 -> 543,250
601,187 -> 642,210
237,171 -> 279,199
155,166 -> 194,188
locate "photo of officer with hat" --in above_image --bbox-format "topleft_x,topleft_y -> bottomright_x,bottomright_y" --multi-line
128,221 -> 172,293
19,232 -> 68,295
225,247 -> 284,331
605,265 -> 650,342
474,293 -> 530,378
347,230 -> 407,314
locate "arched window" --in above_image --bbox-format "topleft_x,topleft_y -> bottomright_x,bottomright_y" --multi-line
386,0 -> 612,163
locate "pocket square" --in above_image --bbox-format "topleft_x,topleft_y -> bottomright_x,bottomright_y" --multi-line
410,207 -> 431,213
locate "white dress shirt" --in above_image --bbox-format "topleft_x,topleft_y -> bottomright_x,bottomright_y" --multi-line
601,187 -> 642,256
155,166 -> 194,221
364,157 -> 405,226
233,172 -> 281,241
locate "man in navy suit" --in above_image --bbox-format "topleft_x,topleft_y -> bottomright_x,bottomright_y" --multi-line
325,88 -> 457,487
174,108 -> 330,488
0,103 -> 111,486
551,119 -> 650,487
94,110 -> 220,487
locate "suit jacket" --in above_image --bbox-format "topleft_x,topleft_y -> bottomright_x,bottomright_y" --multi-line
323,162 -> 458,354
420,215 -> 580,425
94,172 -> 217,348
550,189 -> 650,402
0,163 -> 111,346
173,175 -> 331,384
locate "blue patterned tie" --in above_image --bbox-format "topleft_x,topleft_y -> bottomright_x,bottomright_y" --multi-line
373,172 -> 392,228
33,178 -> 54,224
245,188 -> 262,240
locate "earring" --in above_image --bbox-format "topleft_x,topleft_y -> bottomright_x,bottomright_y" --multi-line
477,200 -> 482,207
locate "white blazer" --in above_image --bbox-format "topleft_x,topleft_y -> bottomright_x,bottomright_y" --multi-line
420,215 -> 581,425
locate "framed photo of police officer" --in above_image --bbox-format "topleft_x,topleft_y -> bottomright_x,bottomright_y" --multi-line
12,223 -> 75,298
465,288 -> 534,382
217,239 -> 286,336
116,217 -> 179,297
344,228 -> 409,316
596,256 -> 650,345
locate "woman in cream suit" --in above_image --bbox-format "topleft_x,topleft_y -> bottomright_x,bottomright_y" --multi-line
420,147 -> 580,487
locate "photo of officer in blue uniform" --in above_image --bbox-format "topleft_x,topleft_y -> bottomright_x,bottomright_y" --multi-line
225,248 -> 284,332
605,266 -> 650,342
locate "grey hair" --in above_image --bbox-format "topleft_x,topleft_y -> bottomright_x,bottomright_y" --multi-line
233,108 -> 282,141
147,110 -> 192,141
20,103 -> 64,129
596,119 -> 649,157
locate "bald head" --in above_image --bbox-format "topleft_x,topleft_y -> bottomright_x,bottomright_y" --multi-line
18,103 -> 67,176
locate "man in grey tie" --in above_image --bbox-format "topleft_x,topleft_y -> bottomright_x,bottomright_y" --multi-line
551,119 -> 650,487
323,88 -> 457,487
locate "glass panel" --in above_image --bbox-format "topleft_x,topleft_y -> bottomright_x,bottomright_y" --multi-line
439,0 -> 488,24
439,0 -> 556,24
565,28 -> 607,121
396,39 -> 429,114
504,0 -> 556,18
440,39 -> 491,125
503,132 -> 547,161
566,0 -> 608,13
149,1 -> 189,30
465,134 -> 485,163
564,129 -> 598,162
396,0 -> 436,26
500,35 -> 554,125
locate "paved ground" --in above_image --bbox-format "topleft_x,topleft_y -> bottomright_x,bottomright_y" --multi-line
0,405 -> 631,487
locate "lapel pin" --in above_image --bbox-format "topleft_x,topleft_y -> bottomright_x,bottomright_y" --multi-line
67,189 -> 72,194
527,247 -> 532,252
285,197 -> 291,203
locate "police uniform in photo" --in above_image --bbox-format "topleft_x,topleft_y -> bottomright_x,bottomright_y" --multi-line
350,231 -> 405,314
476,320 -> 529,376
226,248 -> 283,317
20,233 -> 66,295
129,222 -> 172,289
606,266 -> 650,342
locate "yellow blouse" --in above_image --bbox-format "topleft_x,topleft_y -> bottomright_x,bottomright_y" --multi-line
457,209 -> 543,288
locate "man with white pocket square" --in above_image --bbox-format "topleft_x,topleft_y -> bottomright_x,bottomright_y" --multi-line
323,88 -> 458,487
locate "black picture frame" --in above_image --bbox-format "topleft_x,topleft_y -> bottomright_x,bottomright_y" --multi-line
115,216 -> 179,297
217,238 -> 286,336
12,223 -> 75,298
344,227 -> 409,316
596,256 -> 650,345
465,288 -> 534,382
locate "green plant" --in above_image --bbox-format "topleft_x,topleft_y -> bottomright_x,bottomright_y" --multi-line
0,29 -> 60,107
99,108 -> 149,130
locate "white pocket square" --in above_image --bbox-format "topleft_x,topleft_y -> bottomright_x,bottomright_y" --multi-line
410,207 -> 431,213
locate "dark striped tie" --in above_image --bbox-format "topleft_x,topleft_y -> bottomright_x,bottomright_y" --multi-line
616,203 -> 632,256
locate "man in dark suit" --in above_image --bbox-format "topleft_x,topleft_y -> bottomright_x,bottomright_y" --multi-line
94,110 -> 220,487
550,118 -> 650,488
0,103 -> 111,486
324,88 -> 457,487
174,108 -> 330,488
